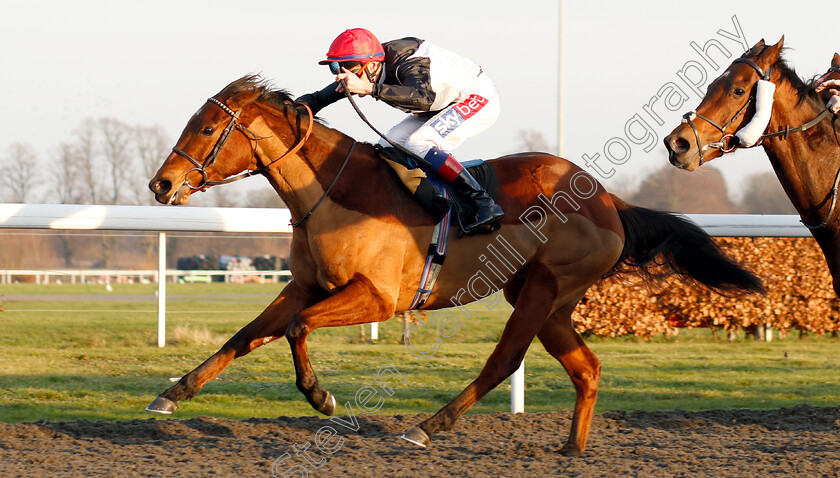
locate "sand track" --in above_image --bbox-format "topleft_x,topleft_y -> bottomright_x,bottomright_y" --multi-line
1,405 -> 839,477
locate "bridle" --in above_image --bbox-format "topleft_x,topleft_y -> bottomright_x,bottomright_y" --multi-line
681,58 -> 773,163
170,96 -> 355,228
682,59 -> 838,230
681,58 -> 831,164
171,97 -> 314,190
815,65 -> 840,86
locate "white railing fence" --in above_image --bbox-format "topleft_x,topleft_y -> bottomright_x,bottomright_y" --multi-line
0,203 -> 813,413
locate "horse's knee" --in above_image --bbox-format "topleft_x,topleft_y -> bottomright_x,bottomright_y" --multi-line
568,356 -> 600,394
284,318 -> 309,342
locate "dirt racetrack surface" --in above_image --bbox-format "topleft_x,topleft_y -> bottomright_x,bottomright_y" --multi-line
1,405 -> 839,477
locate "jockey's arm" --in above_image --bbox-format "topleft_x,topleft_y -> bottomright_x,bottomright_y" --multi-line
371,57 -> 437,112
295,83 -> 344,115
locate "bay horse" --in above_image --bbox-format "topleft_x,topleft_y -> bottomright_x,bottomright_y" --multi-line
147,75 -> 762,455
665,38 -> 840,296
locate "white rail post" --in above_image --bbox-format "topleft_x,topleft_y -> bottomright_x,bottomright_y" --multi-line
511,360 -> 525,413
157,232 -> 167,348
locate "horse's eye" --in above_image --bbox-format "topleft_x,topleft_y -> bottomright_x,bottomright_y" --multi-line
202,126 -> 215,135
733,87 -> 746,97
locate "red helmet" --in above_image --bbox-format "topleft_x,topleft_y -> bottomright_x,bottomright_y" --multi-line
318,28 -> 385,65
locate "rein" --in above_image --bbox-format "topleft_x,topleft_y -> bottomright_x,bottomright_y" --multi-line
796,65 -> 840,230
681,58 -> 773,163
290,141 -> 356,227
683,58 -> 832,162
171,96 -> 356,228
171,98 -> 314,189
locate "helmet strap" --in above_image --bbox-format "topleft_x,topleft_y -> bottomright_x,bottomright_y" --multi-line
362,61 -> 382,83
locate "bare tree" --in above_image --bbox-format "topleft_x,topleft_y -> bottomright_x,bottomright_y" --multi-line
99,118 -> 133,204
52,142 -> 85,266
206,186 -> 245,207
0,143 -> 41,202
736,171 -> 797,214
245,187 -> 287,208
133,124 -> 172,203
135,124 -> 172,178
514,129 -> 552,153
631,165 -> 736,214
53,142 -> 83,204
75,118 -> 101,204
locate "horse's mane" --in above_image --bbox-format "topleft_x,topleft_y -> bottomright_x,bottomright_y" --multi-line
215,74 -> 337,126
742,45 -> 816,108
216,74 -> 297,110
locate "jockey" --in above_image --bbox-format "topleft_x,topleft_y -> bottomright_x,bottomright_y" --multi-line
296,28 -> 504,234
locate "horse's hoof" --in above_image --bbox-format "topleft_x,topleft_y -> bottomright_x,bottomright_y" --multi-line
559,443 -> 584,457
400,426 -> 431,448
316,392 -> 336,416
145,396 -> 178,414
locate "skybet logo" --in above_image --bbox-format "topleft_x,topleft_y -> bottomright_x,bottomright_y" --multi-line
431,94 -> 488,138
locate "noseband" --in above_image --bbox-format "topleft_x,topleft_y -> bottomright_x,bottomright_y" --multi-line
682,58 -> 833,165
680,58 -> 773,164
171,97 -> 314,189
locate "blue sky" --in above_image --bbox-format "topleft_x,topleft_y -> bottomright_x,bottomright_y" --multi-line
1,0 -> 835,203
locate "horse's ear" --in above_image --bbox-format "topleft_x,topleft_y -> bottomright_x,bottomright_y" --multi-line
743,39 -> 765,58
832,52 -> 840,68
228,88 -> 262,110
758,36 -> 785,64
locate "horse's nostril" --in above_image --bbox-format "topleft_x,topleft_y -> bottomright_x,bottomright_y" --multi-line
150,179 -> 172,195
667,135 -> 690,155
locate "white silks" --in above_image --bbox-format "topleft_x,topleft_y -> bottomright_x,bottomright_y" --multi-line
735,80 -> 776,147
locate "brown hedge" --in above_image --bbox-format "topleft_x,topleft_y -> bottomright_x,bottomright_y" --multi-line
572,237 -> 840,338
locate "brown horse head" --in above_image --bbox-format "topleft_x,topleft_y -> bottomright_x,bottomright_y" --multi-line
664,38 -> 786,171
148,75 -> 276,205
665,39 -> 840,296
815,52 -> 840,101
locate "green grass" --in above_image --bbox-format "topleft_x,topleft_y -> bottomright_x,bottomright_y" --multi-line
1,283 -> 839,423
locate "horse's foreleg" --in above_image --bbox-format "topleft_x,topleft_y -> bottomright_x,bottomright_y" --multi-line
146,281 -> 319,414
402,263 -> 557,447
536,308 -> 601,456
285,275 -> 393,416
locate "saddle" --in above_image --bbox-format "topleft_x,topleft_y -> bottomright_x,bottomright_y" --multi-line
375,146 -> 500,308
375,145 -> 500,235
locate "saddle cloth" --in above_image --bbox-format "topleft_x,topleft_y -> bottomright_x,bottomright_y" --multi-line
408,160 -> 499,309
374,146 -> 500,308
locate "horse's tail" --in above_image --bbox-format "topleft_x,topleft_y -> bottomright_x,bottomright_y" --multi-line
609,194 -> 765,295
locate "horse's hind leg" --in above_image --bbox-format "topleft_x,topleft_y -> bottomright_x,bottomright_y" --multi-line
401,262 -> 558,447
146,281 -> 319,414
536,307 -> 601,456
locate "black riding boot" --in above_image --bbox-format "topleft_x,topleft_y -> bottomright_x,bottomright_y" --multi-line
450,169 -> 505,234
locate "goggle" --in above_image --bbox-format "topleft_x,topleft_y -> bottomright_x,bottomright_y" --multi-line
329,60 -> 373,79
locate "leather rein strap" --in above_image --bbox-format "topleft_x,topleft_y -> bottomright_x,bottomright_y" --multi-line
172,97 -> 315,190
171,97 -> 356,228
684,58 -> 831,158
